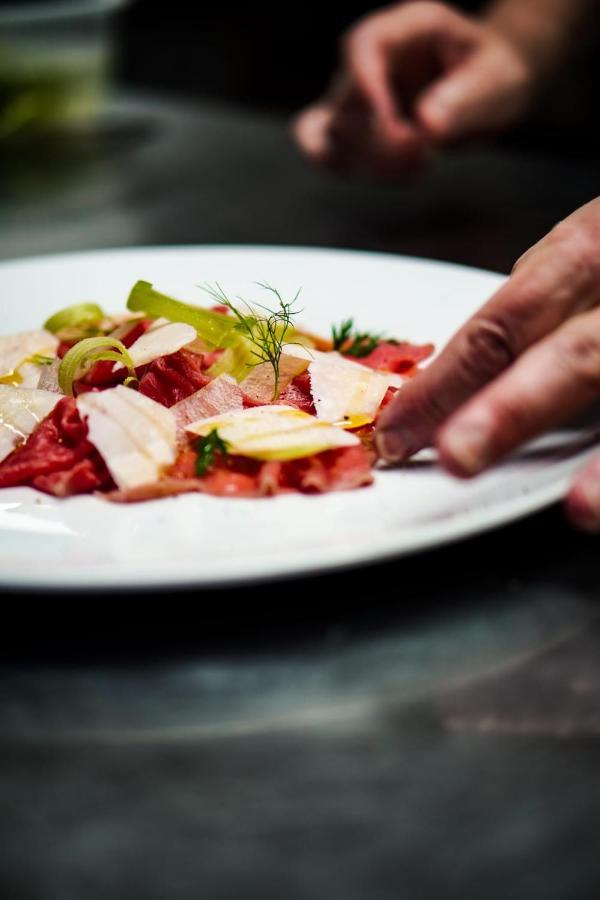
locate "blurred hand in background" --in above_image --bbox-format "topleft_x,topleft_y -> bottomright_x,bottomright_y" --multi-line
293,0 -> 589,177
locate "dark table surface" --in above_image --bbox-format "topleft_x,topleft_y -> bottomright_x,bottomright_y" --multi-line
1,94 -> 600,900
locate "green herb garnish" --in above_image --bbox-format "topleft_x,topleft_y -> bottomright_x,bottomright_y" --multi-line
344,332 -> 381,358
331,318 -> 382,358
195,429 -> 230,476
332,318 -> 354,351
200,281 -> 302,398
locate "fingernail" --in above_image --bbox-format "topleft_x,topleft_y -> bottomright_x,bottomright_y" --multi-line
439,423 -> 490,477
375,425 -> 422,462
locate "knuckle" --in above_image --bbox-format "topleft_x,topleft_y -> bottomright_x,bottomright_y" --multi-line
342,18 -> 379,56
547,220 -> 600,284
409,1 -> 449,23
485,393 -> 528,445
409,386 -> 450,429
344,1 -> 449,51
340,29 -> 358,60
555,325 -> 600,394
457,316 -> 518,383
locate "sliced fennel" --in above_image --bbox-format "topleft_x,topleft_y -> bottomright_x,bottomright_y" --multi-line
186,406 -> 359,461
206,340 -> 255,382
58,337 -> 138,396
43,302 -> 107,341
127,281 -> 302,395
127,281 -> 239,349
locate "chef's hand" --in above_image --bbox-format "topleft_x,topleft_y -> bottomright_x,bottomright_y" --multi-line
292,1 -> 538,177
375,197 -> 600,531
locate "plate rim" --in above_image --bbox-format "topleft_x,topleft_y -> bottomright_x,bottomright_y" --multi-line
0,474 -> 574,592
0,241 -> 509,283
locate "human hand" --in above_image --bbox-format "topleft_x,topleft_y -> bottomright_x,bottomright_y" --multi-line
293,1 -> 538,178
375,197 -> 600,530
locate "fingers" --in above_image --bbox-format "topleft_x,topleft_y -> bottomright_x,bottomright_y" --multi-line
293,91 -> 428,178
417,38 -> 531,142
291,105 -> 335,165
337,3 -> 468,168
566,452 -> 600,532
294,2 -> 469,176
437,305 -> 600,476
294,0 -> 540,177
341,12 -> 397,124
376,200 -> 600,462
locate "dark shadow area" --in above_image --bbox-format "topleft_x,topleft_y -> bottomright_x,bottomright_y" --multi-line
116,0 -> 600,161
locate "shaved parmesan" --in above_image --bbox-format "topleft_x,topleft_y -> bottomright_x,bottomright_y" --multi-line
113,322 -> 197,371
0,330 -> 58,388
186,405 -> 359,461
0,385 -> 61,462
37,359 -> 62,393
283,344 -> 404,424
77,386 -> 176,489
239,353 -> 309,404
171,374 -> 243,440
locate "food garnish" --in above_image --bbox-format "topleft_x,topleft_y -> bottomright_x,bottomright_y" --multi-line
331,317 -> 382,357
77,386 -> 176,490
58,336 -> 138,396
200,282 -> 302,399
187,406 -> 360,461
127,280 -> 239,348
44,302 -> 106,336
195,429 -> 230,476
0,385 -> 60,463
0,279 -> 434,501
0,330 -> 59,388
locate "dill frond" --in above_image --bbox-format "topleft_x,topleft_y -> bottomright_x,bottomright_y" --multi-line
200,281 -> 302,397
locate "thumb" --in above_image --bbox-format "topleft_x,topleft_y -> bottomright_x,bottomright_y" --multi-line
416,50 -> 508,142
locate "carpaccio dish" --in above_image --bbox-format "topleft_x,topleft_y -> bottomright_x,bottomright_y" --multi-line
0,280 -> 434,502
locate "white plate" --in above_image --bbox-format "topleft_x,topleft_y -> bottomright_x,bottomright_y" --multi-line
0,245 -> 598,590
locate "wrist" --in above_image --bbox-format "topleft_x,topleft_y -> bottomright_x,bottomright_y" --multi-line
483,0 -> 590,81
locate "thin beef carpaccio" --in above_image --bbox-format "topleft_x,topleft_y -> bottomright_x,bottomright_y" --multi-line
0,285 -> 434,502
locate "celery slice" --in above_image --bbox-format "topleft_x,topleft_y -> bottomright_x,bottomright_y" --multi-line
58,337 -> 137,396
44,302 -> 106,335
126,281 -> 239,349
207,340 -> 255,382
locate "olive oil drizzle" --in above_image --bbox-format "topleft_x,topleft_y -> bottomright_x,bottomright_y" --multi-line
0,353 -> 55,386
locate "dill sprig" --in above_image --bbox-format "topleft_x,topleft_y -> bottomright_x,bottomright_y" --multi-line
331,318 -> 382,358
200,281 -> 302,397
195,429 -> 230,476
